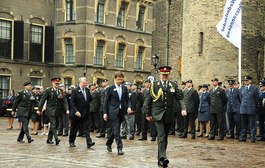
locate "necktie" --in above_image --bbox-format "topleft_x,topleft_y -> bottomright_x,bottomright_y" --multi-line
163,81 -> 167,88
230,88 -> 233,93
82,88 -> 87,101
117,85 -> 122,100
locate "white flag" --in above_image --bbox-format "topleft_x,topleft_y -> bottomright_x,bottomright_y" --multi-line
216,0 -> 242,48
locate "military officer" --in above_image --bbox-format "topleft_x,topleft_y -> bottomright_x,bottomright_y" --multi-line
226,80 -> 241,139
208,78 -> 227,140
180,79 -> 199,139
12,82 -> 38,143
239,76 -> 259,143
37,78 -> 69,145
145,66 -> 185,168
257,80 -> 265,141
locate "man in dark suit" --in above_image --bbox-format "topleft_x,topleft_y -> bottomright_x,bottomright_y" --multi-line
12,82 -> 38,143
37,78 -> 69,145
226,80 -> 241,139
239,76 -> 259,143
103,72 -> 129,155
208,78 -> 227,140
145,66 -> 185,168
69,77 -> 95,148
180,79 -> 199,139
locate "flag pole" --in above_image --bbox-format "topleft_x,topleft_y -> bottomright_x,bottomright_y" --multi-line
238,47 -> 241,86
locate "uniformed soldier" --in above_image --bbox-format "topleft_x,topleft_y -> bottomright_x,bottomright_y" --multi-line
226,80 -> 241,139
37,78 -> 69,145
180,79 -> 199,139
145,66 -> 185,168
89,83 -> 101,132
257,80 -> 265,141
239,76 -> 259,143
208,78 -> 227,140
12,82 -> 39,143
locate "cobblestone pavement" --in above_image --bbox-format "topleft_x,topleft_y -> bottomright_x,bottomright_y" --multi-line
0,117 -> 265,168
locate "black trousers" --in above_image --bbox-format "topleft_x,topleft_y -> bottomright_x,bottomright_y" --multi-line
154,117 -> 172,161
176,111 -> 184,133
183,113 -> 196,136
47,115 -> 59,142
209,113 -> 224,138
106,110 -> 123,150
69,116 -> 92,145
18,116 -> 31,141
89,112 -> 100,131
135,111 -> 142,133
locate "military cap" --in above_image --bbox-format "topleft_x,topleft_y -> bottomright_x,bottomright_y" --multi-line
158,66 -> 172,75
89,83 -> 97,87
69,85 -> 76,90
186,79 -> 192,83
102,79 -> 108,82
201,84 -> 209,88
51,78 -> 61,83
59,84 -> 65,87
243,75 -> 253,81
23,81 -> 32,86
144,79 -> 151,83
218,82 -> 223,86
211,78 -> 219,82
181,81 -> 186,85
227,80 -> 235,85
260,80 -> 265,87
124,82 -> 132,86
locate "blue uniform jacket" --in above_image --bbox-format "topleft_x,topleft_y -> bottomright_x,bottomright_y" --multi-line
239,85 -> 259,114
226,88 -> 241,113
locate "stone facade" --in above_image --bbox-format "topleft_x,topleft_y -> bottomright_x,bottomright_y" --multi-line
0,0 -> 154,99
153,0 -> 265,87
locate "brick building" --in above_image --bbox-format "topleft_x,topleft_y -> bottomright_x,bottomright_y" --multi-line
152,0 -> 265,87
0,0 -> 154,100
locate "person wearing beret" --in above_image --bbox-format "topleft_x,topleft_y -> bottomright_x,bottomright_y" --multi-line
103,72 -> 129,155
89,83 -> 101,133
96,79 -> 110,138
226,80 -> 241,139
12,82 -> 39,143
180,79 -> 199,139
208,78 -> 227,140
197,84 -> 211,138
238,76 -> 259,143
144,66 -> 185,167
37,78 -> 69,145
257,80 -> 265,141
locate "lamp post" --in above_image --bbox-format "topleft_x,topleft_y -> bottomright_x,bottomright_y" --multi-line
151,54 -> 159,79
151,54 -> 159,69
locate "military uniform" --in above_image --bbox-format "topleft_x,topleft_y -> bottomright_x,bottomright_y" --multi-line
12,82 -> 38,143
239,76 -> 259,142
226,80 -> 241,139
38,79 -> 68,145
145,66 -> 184,167
208,79 -> 227,140
181,80 -> 199,139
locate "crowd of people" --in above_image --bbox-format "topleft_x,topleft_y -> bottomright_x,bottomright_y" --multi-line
2,66 -> 265,168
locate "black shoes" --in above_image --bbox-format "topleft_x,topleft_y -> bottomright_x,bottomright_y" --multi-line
55,139 -> 61,145
129,136 -> 134,140
197,134 -> 203,137
28,139 -> 34,143
180,134 -> 187,138
17,139 -> 25,143
87,142 -> 95,148
168,131 -> 175,135
106,144 -> 112,152
46,140 -> 54,144
151,137 -> 156,141
96,134 -> 105,138
208,136 -> 215,140
158,158 -> 169,167
69,143 -> 76,147
121,135 -> 127,139
118,149 -> 124,155
238,139 -> 246,142
138,137 -> 147,141
191,135 -> 195,139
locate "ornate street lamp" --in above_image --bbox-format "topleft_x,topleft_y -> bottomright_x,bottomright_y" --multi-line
151,54 -> 159,69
